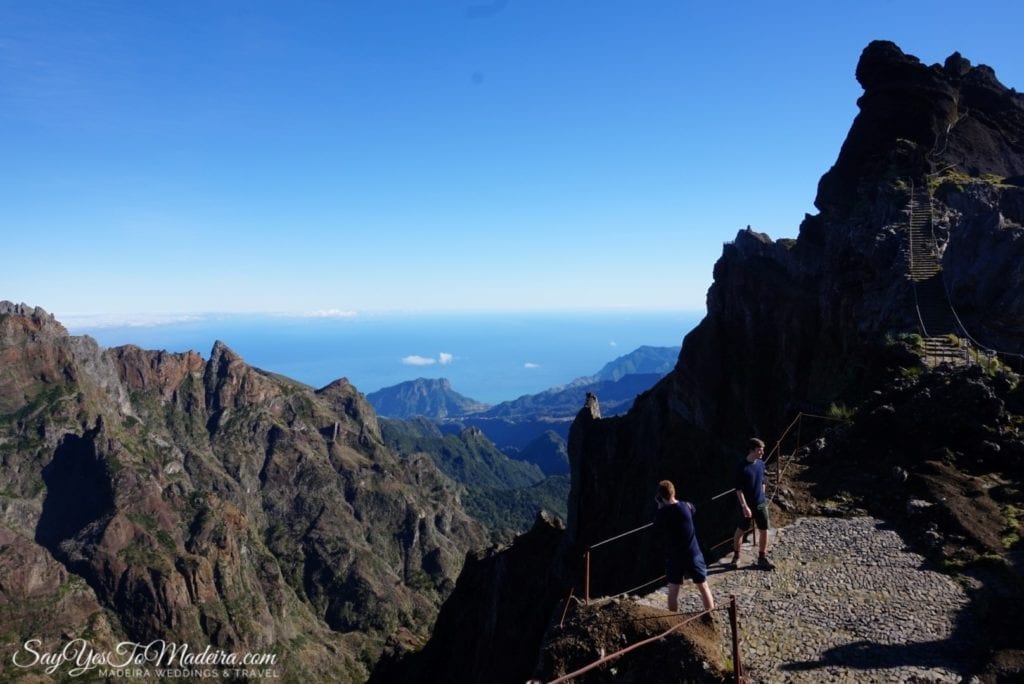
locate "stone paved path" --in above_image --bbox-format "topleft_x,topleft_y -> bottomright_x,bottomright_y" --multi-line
638,517 -> 979,683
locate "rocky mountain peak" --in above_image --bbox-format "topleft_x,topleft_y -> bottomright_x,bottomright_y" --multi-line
943,51 -> 971,79
111,345 -> 205,400
366,377 -> 490,420
818,40 -> 1024,213
0,300 -> 67,336
208,338 -> 241,368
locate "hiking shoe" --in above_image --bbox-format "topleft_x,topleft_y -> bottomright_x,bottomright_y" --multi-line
700,613 -> 716,627
756,556 -> 775,570
724,555 -> 739,569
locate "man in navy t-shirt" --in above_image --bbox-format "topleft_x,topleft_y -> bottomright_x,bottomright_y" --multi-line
653,479 -> 715,614
729,437 -> 775,570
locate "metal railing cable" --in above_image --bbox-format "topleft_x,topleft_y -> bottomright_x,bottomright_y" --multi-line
581,483 -> 742,601
610,574 -> 667,599
542,604 -> 727,684
581,412 -> 848,601
587,521 -> 653,550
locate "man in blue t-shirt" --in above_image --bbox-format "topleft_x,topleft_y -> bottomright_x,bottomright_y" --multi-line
653,480 -> 715,614
728,437 -> 775,570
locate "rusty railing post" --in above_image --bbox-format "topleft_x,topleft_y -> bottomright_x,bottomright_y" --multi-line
559,587 -> 576,628
729,594 -> 744,683
584,549 -> 591,604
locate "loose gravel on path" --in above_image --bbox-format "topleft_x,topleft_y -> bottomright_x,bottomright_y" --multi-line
638,516 -> 979,683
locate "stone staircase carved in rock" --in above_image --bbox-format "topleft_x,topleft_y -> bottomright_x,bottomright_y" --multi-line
906,182 -> 968,367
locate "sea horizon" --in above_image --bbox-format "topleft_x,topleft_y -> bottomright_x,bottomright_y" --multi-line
65,309 -> 702,405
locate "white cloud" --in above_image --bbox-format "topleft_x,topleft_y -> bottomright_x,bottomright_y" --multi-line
524,362 -> 540,369
302,308 -> 357,319
402,352 -> 455,367
609,341 -> 618,347
61,313 -> 203,329
402,355 -> 437,366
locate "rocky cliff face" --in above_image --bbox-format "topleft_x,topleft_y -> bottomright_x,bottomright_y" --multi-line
382,41 -> 1024,682
817,40 -> 1024,213
571,42 -> 1024,576
0,302 -> 486,681
370,511 -> 567,684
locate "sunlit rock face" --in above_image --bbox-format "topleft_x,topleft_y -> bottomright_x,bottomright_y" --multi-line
0,301 -> 486,682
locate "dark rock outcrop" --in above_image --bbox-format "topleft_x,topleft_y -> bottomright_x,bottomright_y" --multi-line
369,512 -> 567,684
818,40 -> 1024,213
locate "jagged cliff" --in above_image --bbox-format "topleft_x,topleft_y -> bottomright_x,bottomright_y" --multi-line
568,40 -> 1024,594
0,303 -> 486,681
379,41 -> 1024,682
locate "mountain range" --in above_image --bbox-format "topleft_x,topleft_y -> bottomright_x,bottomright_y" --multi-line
366,346 -> 677,476
366,345 -> 678,421
0,304 -> 489,681
364,348 -> 676,537
4,39 -> 1024,684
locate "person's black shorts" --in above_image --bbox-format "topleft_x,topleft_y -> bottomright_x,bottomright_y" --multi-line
736,501 -> 770,531
666,553 -> 707,584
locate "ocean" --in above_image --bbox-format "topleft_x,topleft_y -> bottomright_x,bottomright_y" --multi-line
68,311 -> 701,405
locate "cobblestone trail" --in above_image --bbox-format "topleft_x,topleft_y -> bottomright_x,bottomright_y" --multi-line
639,517 -> 978,683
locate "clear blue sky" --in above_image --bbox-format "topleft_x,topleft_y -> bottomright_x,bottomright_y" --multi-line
3,1 -> 1022,321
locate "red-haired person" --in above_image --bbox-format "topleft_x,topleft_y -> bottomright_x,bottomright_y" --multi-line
653,480 -> 715,615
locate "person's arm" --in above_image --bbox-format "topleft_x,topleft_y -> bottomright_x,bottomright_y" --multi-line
735,489 -> 751,518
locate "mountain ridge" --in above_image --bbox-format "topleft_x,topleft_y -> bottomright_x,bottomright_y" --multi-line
0,302 -> 489,681
366,345 -> 678,421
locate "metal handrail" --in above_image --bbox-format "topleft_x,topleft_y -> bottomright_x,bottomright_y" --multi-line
582,412 -> 848,601
538,595 -> 745,684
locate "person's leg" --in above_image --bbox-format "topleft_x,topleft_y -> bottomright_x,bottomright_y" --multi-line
755,504 -> 774,569
666,582 -> 681,611
756,503 -> 771,557
696,581 -> 714,612
731,527 -> 744,563
689,555 -> 712,612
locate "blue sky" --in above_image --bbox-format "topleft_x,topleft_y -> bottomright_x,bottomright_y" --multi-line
3,1 -> 1022,321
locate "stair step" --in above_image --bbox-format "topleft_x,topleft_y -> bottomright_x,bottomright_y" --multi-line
906,182 -> 970,368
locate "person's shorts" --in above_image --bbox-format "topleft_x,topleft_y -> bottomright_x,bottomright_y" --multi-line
736,501 -> 770,531
666,552 -> 707,585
